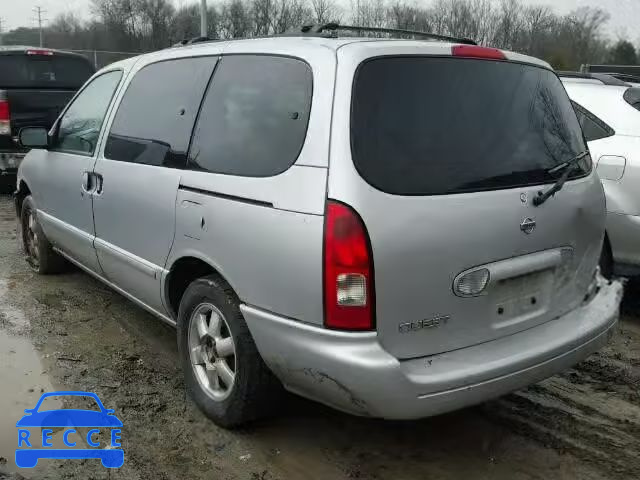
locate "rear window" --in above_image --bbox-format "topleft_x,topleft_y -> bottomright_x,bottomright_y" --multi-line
0,54 -> 94,89
351,57 -> 589,196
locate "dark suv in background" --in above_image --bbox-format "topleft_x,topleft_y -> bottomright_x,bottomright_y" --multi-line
0,46 -> 94,191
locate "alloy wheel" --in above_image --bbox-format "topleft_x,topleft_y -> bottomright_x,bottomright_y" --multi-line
188,302 -> 237,400
24,209 -> 40,270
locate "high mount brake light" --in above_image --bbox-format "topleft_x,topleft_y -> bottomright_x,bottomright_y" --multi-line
26,49 -> 54,56
452,45 -> 506,60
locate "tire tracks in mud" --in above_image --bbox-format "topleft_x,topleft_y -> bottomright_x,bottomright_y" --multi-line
485,323 -> 640,479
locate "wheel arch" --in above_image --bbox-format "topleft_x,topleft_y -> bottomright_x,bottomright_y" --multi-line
164,254 -> 241,320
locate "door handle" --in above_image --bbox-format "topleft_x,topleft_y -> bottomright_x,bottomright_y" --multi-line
94,174 -> 104,195
81,171 -> 103,195
81,171 -> 92,194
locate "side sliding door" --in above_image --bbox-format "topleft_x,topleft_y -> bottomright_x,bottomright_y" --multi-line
92,56 -> 218,317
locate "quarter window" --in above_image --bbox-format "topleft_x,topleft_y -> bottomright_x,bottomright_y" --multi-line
188,55 -> 312,177
104,57 -> 217,168
54,70 -> 122,156
572,102 -> 615,142
623,88 -> 640,111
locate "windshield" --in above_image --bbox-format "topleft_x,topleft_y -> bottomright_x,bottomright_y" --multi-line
351,56 -> 590,196
0,54 -> 94,89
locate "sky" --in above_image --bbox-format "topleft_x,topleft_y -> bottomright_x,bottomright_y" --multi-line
0,0 -> 638,40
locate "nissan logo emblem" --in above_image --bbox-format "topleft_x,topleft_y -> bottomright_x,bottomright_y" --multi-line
520,218 -> 536,234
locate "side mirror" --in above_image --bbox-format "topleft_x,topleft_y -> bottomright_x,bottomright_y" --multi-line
19,127 -> 49,149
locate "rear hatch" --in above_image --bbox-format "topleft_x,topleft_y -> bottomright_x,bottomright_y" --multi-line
331,47 -> 606,360
0,51 -> 94,150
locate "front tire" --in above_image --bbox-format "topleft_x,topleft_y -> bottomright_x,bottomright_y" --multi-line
177,275 -> 281,428
20,195 -> 65,274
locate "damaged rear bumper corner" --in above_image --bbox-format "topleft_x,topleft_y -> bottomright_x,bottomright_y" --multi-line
241,277 -> 623,419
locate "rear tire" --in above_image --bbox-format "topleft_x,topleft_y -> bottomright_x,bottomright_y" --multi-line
600,236 -> 613,280
177,274 -> 282,428
20,195 -> 66,274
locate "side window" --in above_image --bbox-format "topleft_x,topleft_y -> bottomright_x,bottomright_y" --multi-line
104,57 -> 216,168
55,70 -> 122,155
572,101 -> 615,142
188,55 -> 312,177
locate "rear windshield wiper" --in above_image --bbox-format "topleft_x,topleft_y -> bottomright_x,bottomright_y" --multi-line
533,151 -> 590,207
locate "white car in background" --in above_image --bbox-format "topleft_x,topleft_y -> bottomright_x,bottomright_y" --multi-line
562,73 -> 640,277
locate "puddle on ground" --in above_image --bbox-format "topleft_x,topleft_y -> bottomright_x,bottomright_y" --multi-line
0,280 -> 29,330
0,329 -> 59,472
0,304 -> 29,330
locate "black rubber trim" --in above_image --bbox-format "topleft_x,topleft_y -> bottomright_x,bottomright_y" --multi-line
178,185 -> 274,208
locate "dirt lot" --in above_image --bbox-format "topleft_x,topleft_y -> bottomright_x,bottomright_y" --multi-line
0,194 -> 639,480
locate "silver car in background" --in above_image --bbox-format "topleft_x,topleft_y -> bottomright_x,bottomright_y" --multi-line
14,25 -> 622,427
562,72 -> 640,277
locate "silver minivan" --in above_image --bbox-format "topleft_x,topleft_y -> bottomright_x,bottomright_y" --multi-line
14,26 -> 622,427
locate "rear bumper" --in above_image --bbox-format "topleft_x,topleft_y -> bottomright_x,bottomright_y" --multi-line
607,212 -> 640,274
242,276 -> 622,419
0,151 -> 25,174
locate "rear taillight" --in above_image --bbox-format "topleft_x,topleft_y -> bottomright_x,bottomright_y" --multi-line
0,93 -> 10,136
452,45 -> 506,60
323,200 -> 374,331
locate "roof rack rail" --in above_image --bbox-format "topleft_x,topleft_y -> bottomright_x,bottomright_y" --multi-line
599,73 -> 640,84
172,36 -> 217,47
283,23 -> 476,45
557,71 -> 630,87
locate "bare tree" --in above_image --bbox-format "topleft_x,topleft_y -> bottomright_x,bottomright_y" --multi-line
310,0 -> 341,24
469,0 -> 499,45
251,0 -> 277,35
494,0 -> 524,49
220,0 -> 251,38
387,1 -> 432,32
274,0 -> 313,33
520,6 -> 554,54
6,0 -> 617,71
350,0 -> 386,28
172,4 -> 219,41
135,0 -> 175,49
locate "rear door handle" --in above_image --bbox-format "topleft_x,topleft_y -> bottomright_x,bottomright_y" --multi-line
94,173 -> 104,195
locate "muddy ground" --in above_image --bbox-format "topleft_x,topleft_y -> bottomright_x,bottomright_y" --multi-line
0,194 -> 639,480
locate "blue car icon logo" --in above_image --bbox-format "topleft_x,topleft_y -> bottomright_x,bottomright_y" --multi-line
15,391 -> 123,468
